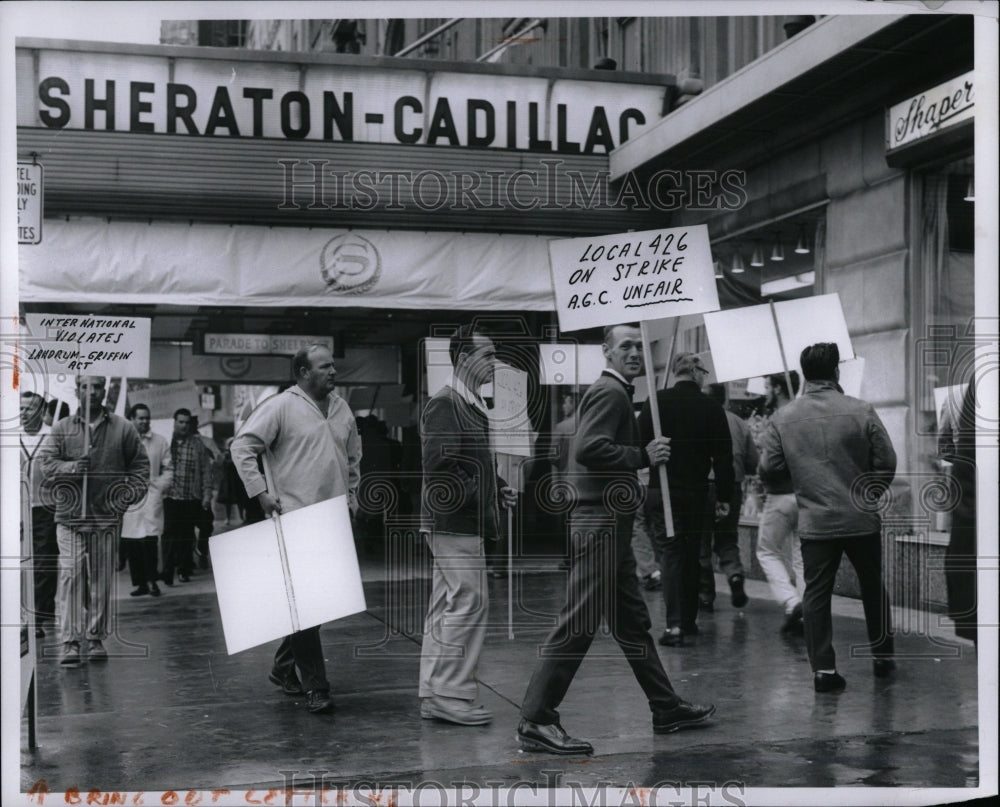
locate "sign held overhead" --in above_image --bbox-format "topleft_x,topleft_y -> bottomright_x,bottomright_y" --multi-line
549,225 -> 718,332
22,313 -> 151,377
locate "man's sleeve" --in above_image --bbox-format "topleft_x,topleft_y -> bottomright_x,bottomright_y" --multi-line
744,424 -> 760,476
155,440 -> 174,493
757,420 -> 787,482
122,423 -> 151,506
868,407 -> 897,483
576,387 -> 645,470
231,401 -> 279,499
421,395 -> 478,505
37,425 -> 78,478
709,405 -> 735,502
347,415 -> 362,503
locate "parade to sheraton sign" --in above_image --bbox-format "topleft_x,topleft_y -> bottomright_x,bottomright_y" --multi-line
17,46 -> 666,152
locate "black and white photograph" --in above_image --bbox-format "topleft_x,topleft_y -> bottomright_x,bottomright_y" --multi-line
1,2 -> 997,805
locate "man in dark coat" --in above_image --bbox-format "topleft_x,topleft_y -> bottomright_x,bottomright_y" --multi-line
517,323 -> 715,755
419,324 -> 516,726
638,353 -> 734,647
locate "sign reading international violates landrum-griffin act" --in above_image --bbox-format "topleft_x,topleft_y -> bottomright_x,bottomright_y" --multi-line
548,224 -> 718,332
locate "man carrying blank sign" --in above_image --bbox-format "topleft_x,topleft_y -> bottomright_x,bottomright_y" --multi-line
231,344 -> 360,715
518,324 -> 714,755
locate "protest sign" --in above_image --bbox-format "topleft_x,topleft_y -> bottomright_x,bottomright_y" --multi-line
490,364 -> 532,459
128,380 -> 205,420
22,313 -> 151,377
548,225 -> 717,332
704,294 -> 853,384
210,495 -> 366,654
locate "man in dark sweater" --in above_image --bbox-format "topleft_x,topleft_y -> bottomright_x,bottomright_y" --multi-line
518,324 -> 715,755
638,353 -> 734,647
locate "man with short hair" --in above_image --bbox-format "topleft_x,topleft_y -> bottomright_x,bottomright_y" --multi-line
639,353 -> 734,647
20,392 -> 57,637
758,343 -> 897,692
38,376 -> 149,665
518,324 -> 714,755
419,324 -> 516,726
755,371 -> 806,635
232,344 -> 361,715
162,408 -> 213,585
190,414 -> 223,570
121,404 -> 173,598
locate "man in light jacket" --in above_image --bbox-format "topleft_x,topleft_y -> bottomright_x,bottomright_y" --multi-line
231,344 -> 360,715
758,343 -> 897,693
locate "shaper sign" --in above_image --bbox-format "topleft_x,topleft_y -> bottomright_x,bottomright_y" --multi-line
548,225 -> 717,332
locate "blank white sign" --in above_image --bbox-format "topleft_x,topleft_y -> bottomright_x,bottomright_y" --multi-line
210,495 -> 366,654
704,294 -> 853,383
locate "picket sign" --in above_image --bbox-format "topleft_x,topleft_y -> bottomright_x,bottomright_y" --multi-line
22,314 -> 151,519
209,454 -> 366,655
549,224 -> 720,538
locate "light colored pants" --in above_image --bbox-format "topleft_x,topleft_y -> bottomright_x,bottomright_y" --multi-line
756,493 -> 804,614
56,522 -> 118,643
419,532 -> 488,702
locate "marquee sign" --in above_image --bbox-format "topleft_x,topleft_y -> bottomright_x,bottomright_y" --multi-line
17,41 -> 668,154
886,71 -> 974,151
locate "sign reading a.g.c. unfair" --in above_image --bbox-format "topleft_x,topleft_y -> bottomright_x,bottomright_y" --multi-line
548,225 -> 717,332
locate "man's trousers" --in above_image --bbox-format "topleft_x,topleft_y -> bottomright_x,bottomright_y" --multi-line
273,627 -> 330,694
520,504 -> 681,726
756,492 -> 804,614
800,533 -> 894,671
162,498 -> 200,581
124,535 -> 160,588
32,505 -> 59,627
419,532 -> 488,702
646,488 -> 711,632
55,522 -> 118,643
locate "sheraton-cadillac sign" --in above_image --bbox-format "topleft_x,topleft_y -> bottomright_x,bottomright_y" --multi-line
16,41 -> 668,153
886,71 -> 974,151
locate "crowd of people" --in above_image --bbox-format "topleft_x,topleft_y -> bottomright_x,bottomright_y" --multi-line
19,324 -> 977,755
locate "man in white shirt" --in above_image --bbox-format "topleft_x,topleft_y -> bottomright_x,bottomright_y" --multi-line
121,404 -> 173,597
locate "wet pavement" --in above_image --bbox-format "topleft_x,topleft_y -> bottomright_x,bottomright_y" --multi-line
20,532 -> 982,798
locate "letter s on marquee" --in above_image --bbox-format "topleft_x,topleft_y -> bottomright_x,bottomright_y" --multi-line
39,77 -> 71,127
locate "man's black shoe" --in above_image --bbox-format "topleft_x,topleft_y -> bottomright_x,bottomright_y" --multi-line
159,574 -> 174,587
781,603 -> 804,635
814,671 -> 847,693
659,629 -> 684,647
150,583 -> 162,597
306,690 -> 334,714
269,669 -> 304,696
653,701 -> 716,734
729,575 -> 748,608
873,658 -> 896,678
130,586 -> 149,597
517,719 -> 593,755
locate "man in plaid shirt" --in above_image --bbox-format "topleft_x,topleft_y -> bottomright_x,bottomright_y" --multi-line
161,408 -> 213,585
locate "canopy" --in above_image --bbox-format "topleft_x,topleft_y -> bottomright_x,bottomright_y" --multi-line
20,219 -> 558,311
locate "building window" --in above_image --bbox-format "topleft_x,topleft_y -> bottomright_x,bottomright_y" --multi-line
915,155 -> 975,530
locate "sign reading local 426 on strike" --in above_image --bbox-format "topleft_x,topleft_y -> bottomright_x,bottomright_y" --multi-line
548,225 -> 718,332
